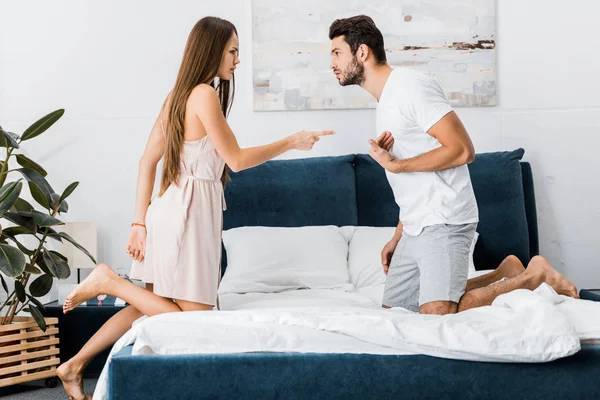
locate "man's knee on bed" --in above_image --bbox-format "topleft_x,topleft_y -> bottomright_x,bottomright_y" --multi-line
419,301 -> 458,315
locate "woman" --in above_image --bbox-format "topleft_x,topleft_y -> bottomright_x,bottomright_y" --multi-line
56,16 -> 332,400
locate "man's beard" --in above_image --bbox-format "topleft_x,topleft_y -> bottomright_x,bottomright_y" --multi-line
339,57 -> 365,86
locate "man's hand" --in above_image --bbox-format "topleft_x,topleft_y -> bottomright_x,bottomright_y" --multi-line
368,139 -> 394,170
381,239 -> 399,275
375,131 -> 394,151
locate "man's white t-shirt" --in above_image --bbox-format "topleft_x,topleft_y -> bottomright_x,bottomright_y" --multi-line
376,68 -> 479,236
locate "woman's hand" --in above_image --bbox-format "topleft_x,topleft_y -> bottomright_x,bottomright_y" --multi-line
290,130 -> 335,151
126,225 -> 146,262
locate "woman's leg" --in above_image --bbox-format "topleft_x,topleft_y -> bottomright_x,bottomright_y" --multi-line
175,298 -> 214,311
60,264 -> 215,399
63,264 -> 181,316
57,284 -> 153,400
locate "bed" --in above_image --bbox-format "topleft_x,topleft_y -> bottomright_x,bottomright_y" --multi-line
104,150 -> 600,399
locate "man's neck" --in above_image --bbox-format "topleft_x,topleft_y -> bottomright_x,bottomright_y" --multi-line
360,63 -> 393,102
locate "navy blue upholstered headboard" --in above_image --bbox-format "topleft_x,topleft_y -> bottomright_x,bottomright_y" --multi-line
223,150 -> 538,271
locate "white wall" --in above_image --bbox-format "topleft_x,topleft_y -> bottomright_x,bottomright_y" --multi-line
1,0 -> 599,291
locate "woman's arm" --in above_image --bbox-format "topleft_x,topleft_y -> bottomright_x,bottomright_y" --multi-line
132,114 -> 165,223
127,113 -> 165,261
191,85 -> 333,172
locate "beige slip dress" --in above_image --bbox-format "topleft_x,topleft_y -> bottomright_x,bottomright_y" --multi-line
129,120 -> 226,306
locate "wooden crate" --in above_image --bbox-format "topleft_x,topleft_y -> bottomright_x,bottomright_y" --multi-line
0,316 -> 60,387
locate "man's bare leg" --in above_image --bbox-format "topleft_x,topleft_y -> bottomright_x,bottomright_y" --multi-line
458,256 -> 578,312
420,256 -> 528,315
465,255 -> 526,292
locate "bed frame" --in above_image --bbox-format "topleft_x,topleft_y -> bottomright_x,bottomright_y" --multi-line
107,151 -> 600,399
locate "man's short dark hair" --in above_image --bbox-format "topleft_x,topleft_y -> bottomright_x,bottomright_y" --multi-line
329,15 -> 387,65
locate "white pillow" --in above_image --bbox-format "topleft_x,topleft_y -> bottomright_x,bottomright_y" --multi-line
345,226 -> 395,288
219,226 -> 353,294
346,227 -> 479,288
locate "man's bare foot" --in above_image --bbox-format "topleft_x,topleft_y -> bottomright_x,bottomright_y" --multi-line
57,359 -> 87,400
527,256 -> 579,298
63,264 -> 115,314
497,255 -> 526,279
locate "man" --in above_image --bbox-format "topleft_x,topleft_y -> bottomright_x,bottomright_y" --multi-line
328,15 -> 578,314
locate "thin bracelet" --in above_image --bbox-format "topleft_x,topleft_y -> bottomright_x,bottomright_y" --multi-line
131,222 -> 146,228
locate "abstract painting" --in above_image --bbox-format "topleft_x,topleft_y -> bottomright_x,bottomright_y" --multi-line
252,0 -> 496,111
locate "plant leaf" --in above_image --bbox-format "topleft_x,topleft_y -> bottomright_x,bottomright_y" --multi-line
0,128 -> 20,149
36,257 -> 51,275
15,280 -> 26,302
0,274 -> 8,293
3,211 -> 37,232
21,109 -> 65,142
0,243 -> 27,277
42,249 -> 71,279
15,154 -> 47,177
50,193 -> 60,209
27,294 -> 46,313
27,295 -> 46,314
15,168 -> 55,210
25,263 -> 42,274
50,250 -> 68,263
49,193 -> 69,214
15,241 -> 35,256
58,199 -> 69,213
44,228 -> 63,243
59,182 -> 79,203
58,232 -> 96,264
28,304 -> 47,332
0,186 -> 10,205
2,226 -> 34,238
29,274 -> 53,297
0,182 -> 23,216
0,181 -> 21,203
19,210 -> 64,227
10,197 -> 34,213
28,182 -> 50,209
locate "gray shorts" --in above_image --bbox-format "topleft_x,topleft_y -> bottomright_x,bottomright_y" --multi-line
382,223 -> 477,312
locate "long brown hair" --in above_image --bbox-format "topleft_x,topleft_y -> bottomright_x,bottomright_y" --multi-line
160,16 -> 237,195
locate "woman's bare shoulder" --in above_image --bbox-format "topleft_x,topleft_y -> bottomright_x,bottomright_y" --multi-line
189,84 -> 218,103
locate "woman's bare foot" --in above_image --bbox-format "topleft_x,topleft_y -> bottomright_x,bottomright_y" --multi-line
527,256 -> 579,298
57,359 -> 87,400
63,264 -> 116,314
497,255 -> 526,279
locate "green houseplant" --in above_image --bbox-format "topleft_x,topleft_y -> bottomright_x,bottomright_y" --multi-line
0,109 -> 96,331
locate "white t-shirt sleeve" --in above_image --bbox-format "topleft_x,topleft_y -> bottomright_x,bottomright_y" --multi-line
406,74 -> 454,132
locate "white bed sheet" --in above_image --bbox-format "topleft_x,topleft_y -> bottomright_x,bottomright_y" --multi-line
93,282 -> 600,400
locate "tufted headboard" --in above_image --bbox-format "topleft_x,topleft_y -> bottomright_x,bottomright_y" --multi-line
223,149 -> 537,271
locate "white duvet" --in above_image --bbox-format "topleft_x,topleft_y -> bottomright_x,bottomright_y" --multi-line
93,284 -> 600,400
